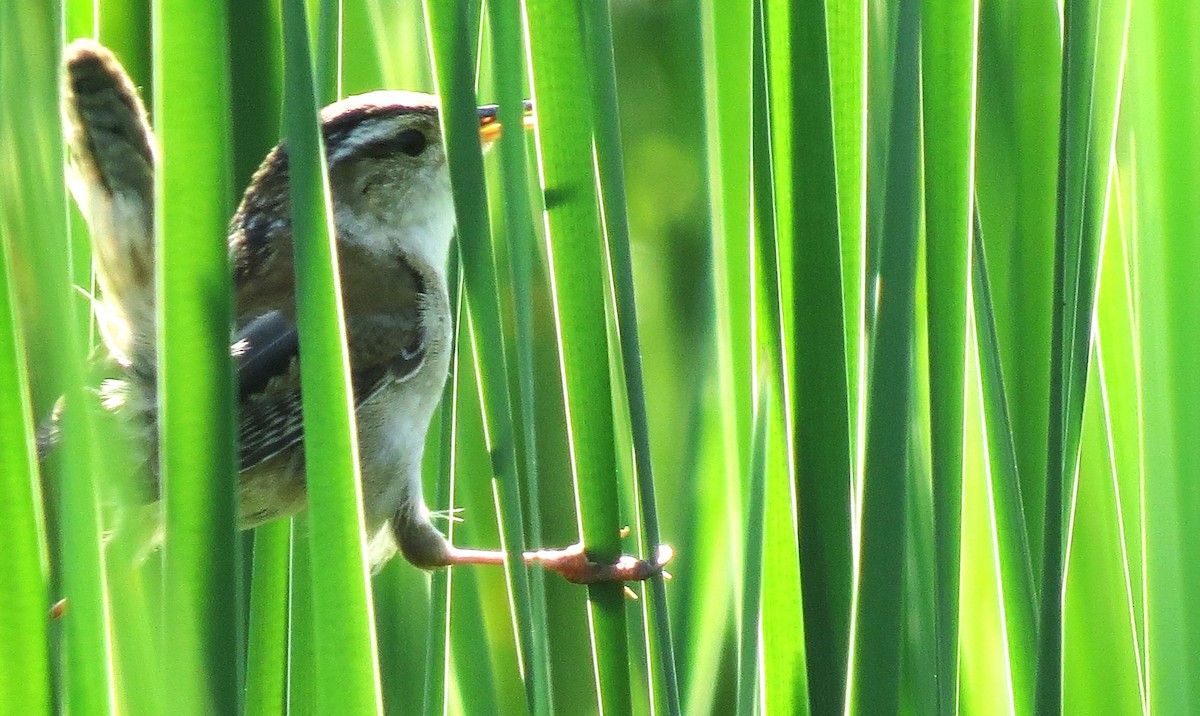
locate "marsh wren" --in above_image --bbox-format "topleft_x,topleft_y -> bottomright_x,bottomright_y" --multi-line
59,39 -> 667,583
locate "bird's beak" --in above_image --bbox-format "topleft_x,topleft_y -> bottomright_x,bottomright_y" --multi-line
478,100 -> 535,146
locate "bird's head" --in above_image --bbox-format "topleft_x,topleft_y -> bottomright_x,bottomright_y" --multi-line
232,90 -> 526,282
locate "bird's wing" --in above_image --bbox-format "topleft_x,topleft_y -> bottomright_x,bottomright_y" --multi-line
234,301 -> 427,471
233,311 -> 304,470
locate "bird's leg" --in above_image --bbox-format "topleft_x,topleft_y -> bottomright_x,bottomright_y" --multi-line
444,543 -> 674,585
398,498 -> 672,582
394,505 -> 672,584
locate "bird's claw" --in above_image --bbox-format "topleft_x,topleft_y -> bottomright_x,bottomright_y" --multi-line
532,543 -> 674,585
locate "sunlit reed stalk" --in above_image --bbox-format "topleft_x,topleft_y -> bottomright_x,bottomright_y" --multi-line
280,0 -> 382,711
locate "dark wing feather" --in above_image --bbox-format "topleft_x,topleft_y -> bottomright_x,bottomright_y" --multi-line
238,378 -> 306,470
235,311 -> 299,398
234,311 -> 305,469
233,300 -> 427,472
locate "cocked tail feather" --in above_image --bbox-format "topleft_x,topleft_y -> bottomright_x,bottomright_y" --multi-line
62,39 -> 157,370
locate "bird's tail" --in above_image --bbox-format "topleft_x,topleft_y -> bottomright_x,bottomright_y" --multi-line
62,39 -> 157,369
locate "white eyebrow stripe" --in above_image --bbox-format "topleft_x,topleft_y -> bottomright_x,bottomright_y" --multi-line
327,119 -> 403,165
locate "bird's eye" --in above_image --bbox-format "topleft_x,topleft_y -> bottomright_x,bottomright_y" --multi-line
360,127 -> 428,160
391,128 -> 427,157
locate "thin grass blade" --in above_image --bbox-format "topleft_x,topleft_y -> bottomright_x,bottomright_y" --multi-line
152,2 -> 240,709
0,8 -> 115,712
579,2 -> 680,713
522,2 -> 634,712
227,0 -> 283,191
754,1 -> 809,711
765,0 -> 854,706
245,521 -> 291,715
974,0 -> 1061,570
1062,162 -> 1144,714
423,1 -> 545,711
486,1 -> 555,712
971,205 -> 1038,712
825,0 -> 867,472
689,0 -> 753,709
1037,1 -> 1131,710
919,0 -> 980,710
847,1 -> 921,711
287,516 -> 315,712
422,272 -> 460,716
1127,0 -> 1200,709
736,383 -> 769,716
0,212 -> 51,714
281,1 -> 382,710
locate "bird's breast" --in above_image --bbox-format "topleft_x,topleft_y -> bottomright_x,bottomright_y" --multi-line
355,342 -> 451,524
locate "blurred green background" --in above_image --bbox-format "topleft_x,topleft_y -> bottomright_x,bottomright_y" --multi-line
3,0 -> 1199,714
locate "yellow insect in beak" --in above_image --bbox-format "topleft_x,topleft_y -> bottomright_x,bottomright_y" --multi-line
478,99 -> 535,147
